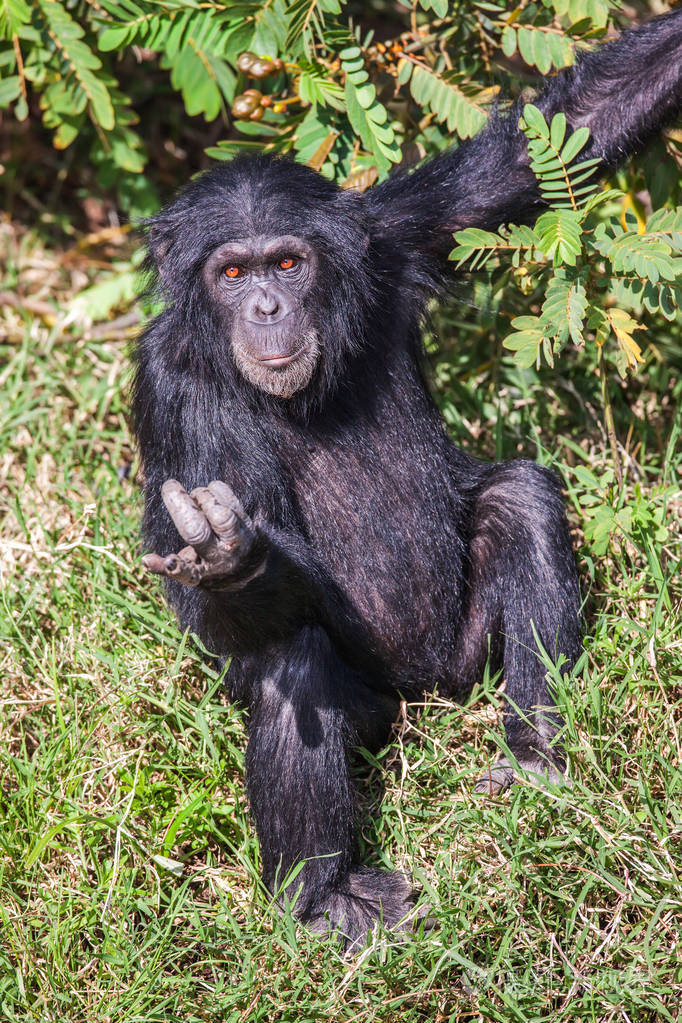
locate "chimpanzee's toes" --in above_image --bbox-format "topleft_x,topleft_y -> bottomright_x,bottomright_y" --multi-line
474,755 -> 565,795
474,760 -> 516,795
305,867 -> 421,950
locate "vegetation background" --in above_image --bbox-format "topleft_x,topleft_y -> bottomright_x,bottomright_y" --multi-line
1,1 -> 681,1020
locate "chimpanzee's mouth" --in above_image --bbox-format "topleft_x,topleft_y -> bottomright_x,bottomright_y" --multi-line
254,344 -> 310,369
233,330 -> 320,397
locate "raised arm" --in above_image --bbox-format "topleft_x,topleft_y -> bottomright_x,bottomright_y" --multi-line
368,10 -> 682,252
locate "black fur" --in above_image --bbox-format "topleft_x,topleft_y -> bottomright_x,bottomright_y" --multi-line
132,13 -> 682,947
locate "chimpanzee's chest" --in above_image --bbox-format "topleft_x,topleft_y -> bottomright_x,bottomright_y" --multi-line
281,431 -> 466,680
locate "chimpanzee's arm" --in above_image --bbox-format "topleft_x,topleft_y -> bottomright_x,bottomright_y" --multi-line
369,10 -> 682,248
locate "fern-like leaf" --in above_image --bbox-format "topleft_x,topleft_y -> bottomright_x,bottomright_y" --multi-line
592,223 -> 678,284
409,63 -> 486,140
521,104 -> 600,212
341,45 -> 400,173
37,0 -> 114,129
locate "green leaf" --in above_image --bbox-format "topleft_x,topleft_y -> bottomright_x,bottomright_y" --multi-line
522,103 -> 548,137
0,74 -> 21,105
397,58 -> 412,86
250,0 -> 288,57
531,29 -> 552,75
522,110 -> 599,212
503,317 -> 546,368
501,26 -> 516,57
450,227 -> 501,268
344,78 -> 400,172
550,112 -> 566,151
593,229 -> 677,284
285,0 -> 318,52
339,45 -> 361,61
517,27 -> 535,69
340,48 -> 401,172
561,125 -> 590,163
0,0 -> 30,38
354,81 -> 376,109
541,270 -> 587,346
298,60 -> 344,110
546,30 -> 574,68
419,0 -> 449,15
535,210 -> 583,265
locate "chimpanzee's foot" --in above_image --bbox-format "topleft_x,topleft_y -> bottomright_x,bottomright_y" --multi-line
474,755 -> 564,795
305,868 -> 419,950
142,479 -> 266,589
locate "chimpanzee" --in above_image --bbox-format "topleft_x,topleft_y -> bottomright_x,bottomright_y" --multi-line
133,12 -> 682,946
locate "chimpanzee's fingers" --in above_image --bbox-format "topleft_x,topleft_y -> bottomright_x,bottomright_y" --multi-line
142,547 -> 202,586
164,550 -> 203,586
191,483 -> 249,544
142,552 -> 167,574
161,479 -> 215,556
207,480 -> 248,520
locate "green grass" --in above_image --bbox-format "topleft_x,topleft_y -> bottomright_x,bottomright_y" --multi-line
1,228 -> 681,1022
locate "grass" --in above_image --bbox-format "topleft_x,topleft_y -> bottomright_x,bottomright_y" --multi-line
1,221 -> 681,1023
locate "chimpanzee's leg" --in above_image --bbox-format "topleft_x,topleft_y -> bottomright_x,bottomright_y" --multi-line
242,625 -> 410,948
451,460 -> 582,793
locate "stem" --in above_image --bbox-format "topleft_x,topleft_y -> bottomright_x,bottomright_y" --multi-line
13,35 -> 27,104
598,345 -> 623,488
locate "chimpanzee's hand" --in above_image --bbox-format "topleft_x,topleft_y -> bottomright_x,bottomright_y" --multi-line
142,479 -> 265,589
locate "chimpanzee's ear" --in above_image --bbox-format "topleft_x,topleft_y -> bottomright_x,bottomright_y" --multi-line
336,188 -> 371,254
146,220 -> 175,285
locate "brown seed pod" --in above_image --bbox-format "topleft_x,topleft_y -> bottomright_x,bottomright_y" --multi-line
242,88 -> 263,103
237,52 -> 257,73
232,92 -> 260,118
250,106 -> 265,121
249,59 -> 276,79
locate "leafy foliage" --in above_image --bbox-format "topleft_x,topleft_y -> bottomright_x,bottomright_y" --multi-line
521,105 -> 601,212
0,0 -> 635,212
501,23 -> 575,71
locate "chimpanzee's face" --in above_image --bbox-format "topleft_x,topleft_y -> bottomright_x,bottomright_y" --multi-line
204,234 -> 319,397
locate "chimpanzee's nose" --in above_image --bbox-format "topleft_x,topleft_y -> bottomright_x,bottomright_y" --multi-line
251,285 -> 280,322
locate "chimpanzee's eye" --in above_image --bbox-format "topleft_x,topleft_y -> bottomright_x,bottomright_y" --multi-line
224,265 -> 242,279
279,257 -> 296,271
